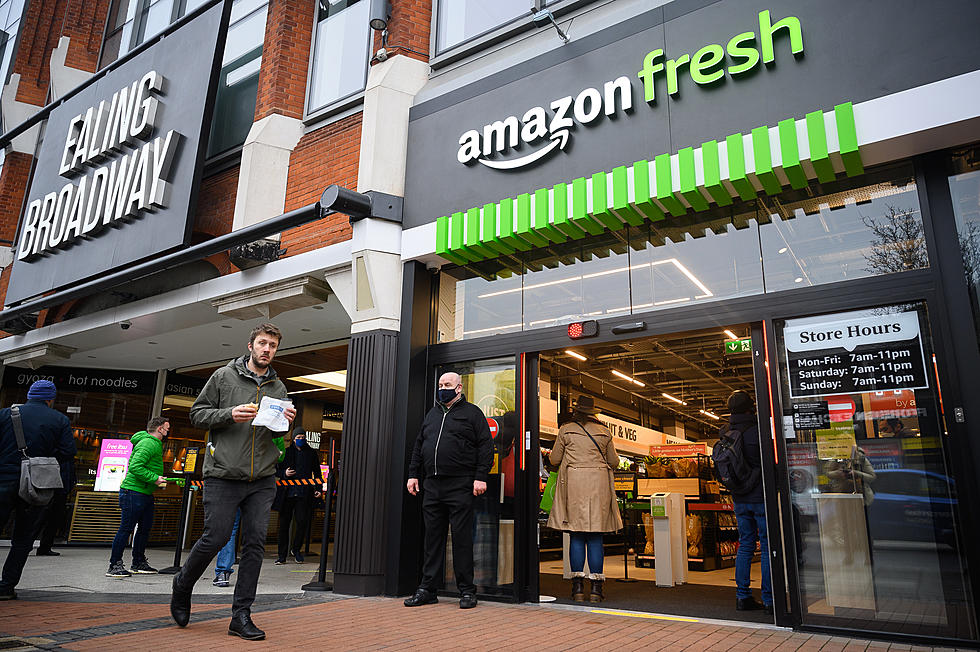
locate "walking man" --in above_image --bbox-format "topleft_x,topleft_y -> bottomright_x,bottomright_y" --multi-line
726,390 -> 773,614
274,428 -> 322,564
170,323 -> 295,640
405,372 -> 493,610
106,417 -> 169,578
0,380 -> 75,600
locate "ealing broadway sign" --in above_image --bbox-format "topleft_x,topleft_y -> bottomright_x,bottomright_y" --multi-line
457,9 -> 803,171
5,2 -> 226,305
17,71 -> 178,261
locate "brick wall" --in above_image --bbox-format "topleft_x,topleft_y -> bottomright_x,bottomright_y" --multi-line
0,152 -> 32,244
373,0 -> 431,63
62,0 -> 111,73
280,113 -> 362,257
253,0 -> 315,121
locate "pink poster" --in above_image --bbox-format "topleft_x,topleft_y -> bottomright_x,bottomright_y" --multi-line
95,439 -> 132,492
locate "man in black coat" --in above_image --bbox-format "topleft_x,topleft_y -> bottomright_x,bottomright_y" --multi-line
0,380 -> 75,599
404,372 -> 493,610
727,390 -> 772,614
274,428 -> 322,564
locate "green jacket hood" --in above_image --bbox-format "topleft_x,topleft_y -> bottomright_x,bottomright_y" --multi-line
131,430 -> 151,444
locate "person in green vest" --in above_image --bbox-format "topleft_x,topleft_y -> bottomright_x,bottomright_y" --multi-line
212,435 -> 286,587
106,416 -> 169,578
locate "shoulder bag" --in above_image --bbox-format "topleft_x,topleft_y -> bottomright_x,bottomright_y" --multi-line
12,406 -> 63,506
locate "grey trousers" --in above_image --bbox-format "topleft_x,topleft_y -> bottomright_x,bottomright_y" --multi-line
174,476 -> 276,616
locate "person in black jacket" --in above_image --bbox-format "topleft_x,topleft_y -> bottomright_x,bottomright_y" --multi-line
404,372 -> 493,610
0,380 -> 75,600
273,428 -> 322,564
727,390 -> 772,614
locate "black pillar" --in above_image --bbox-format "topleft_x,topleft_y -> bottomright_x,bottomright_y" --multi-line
332,328 -> 399,595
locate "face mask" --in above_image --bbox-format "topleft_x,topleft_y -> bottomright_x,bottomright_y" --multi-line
294,439 -> 305,447
437,388 -> 458,404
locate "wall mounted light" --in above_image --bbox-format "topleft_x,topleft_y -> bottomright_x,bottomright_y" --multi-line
368,0 -> 391,31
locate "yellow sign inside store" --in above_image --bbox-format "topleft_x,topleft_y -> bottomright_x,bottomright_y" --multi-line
815,420 -> 857,459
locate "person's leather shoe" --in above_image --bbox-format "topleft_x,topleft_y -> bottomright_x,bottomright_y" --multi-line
459,594 -> 477,609
170,576 -> 192,627
403,588 -> 438,607
36,549 -> 60,556
228,612 -> 265,640
736,597 -> 765,611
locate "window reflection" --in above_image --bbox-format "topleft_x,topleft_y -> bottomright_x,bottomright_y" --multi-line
307,0 -> 372,115
436,0 -> 529,53
948,146 -> 980,348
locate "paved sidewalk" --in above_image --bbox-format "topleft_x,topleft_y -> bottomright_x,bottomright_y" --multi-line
0,591 -> 968,652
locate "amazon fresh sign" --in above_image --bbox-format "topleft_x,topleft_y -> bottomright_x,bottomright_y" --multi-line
458,9 -> 803,171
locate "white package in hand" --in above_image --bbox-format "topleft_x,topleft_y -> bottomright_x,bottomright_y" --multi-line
251,396 -> 292,432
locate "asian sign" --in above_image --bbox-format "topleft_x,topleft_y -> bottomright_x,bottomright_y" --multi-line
6,3 -> 226,305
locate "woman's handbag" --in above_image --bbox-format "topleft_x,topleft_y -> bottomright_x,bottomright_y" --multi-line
12,406 -> 63,506
539,471 -> 559,512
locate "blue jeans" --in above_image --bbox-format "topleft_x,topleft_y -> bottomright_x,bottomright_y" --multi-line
110,489 -> 155,565
568,532 -> 604,574
215,509 -> 241,574
734,501 -> 771,604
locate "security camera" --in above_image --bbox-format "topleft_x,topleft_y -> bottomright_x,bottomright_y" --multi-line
120,320 -> 132,330
375,47 -> 388,62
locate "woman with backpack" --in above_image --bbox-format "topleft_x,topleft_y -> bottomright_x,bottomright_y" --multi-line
547,395 -> 622,602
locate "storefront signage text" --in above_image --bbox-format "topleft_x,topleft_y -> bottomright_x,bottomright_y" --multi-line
17,71 -> 180,261
784,310 -> 929,398
10,366 -> 157,395
457,9 -> 803,171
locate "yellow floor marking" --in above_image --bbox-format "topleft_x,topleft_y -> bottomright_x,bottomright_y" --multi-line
589,609 -> 700,623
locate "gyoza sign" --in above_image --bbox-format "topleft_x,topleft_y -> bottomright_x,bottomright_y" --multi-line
17,71 -> 178,261
5,2 -> 225,305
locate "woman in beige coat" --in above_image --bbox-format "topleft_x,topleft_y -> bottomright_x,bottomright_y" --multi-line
547,395 -> 623,602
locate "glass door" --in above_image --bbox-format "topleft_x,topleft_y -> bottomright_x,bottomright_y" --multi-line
773,302 -> 975,640
434,356 -> 520,599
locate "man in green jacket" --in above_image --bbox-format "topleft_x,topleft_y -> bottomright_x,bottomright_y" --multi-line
170,323 -> 295,641
106,416 -> 169,578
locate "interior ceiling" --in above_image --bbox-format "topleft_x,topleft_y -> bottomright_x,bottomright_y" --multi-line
544,324 -> 756,436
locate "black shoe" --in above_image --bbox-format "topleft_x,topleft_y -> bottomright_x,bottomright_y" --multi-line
403,588 -> 438,607
213,571 -> 231,587
274,558 -> 286,565
170,576 -> 192,627
736,597 -> 765,611
131,560 -> 158,574
228,612 -> 265,641
36,549 -> 60,556
459,594 -> 477,609
106,561 -> 131,578
0,591 -> 16,600
292,550 -> 304,563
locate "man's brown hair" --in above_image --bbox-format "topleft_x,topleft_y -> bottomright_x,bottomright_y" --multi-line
249,322 -> 282,345
147,416 -> 169,433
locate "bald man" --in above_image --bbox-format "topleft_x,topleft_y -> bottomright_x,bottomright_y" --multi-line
405,372 -> 493,609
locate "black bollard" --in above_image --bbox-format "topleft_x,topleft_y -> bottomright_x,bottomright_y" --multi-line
160,481 -> 193,575
301,470 -> 335,591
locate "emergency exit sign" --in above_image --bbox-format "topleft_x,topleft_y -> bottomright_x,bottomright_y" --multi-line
725,338 -> 752,354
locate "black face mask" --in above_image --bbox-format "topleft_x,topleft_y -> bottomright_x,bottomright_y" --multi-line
437,388 -> 458,404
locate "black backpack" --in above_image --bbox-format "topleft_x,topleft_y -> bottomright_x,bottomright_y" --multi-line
712,424 -> 761,494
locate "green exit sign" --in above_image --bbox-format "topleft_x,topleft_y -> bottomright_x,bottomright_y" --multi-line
725,338 -> 752,354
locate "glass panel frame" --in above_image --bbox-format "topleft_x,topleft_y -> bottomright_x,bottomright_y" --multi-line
305,0 -> 372,118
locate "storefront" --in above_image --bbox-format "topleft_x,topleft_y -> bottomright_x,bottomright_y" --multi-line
392,0 -> 980,646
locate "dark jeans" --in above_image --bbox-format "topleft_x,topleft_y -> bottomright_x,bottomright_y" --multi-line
110,489 -> 155,565
277,495 -> 311,560
420,475 -> 476,596
568,532 -> 604,574
0,482 -> 43,594
36,490 -> 68,552
175,476 -> 275,617
734,501 -> 772,604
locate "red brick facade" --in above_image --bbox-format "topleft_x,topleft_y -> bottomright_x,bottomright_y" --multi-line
374,0 -> 431,63
253,0 -> 315,121
280,113 -> 362,257
0,152 -> 32,245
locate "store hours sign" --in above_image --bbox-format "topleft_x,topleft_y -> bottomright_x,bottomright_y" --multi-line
784,310 -> 929,399
5,2 -> 226,305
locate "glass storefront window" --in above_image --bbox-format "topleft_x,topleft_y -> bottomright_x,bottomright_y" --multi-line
0,0 -> 26,132
306,0 -> 371,115
948,146 -> 980,347
435,0 -> 529,53
435,357 -> 517,597
438,163 -> 930,343
776,303 -> 975,639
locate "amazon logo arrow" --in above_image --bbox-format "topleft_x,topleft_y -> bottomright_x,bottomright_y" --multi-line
477,129 -> 570,171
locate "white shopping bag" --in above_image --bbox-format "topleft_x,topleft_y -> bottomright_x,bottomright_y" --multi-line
251,396 -> 292,432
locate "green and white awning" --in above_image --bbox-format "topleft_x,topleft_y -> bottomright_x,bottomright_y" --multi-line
435,102 -> 862,265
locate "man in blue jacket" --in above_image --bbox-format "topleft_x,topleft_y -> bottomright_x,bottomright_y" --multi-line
0,380 -> 75,600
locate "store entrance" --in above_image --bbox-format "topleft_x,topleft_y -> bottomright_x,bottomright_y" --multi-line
536,323 -> 775,623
